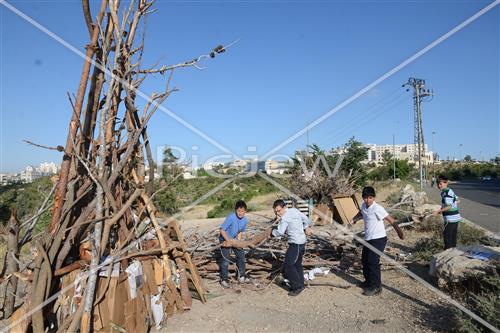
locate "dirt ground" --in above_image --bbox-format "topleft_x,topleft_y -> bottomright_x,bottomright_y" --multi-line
166,191 -> 456,333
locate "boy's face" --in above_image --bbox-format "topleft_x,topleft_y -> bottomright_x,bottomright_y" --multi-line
363,195 -> 375,207
274,205 -> 285,217
236,207 -> 246,219
437,181 -> 447,190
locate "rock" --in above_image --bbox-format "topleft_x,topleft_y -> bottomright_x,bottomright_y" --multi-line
401,184 -> 428,208
413,204 -> 440,215
429,245 -> 500,289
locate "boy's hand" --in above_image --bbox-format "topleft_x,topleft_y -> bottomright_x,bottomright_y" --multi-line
432,210 -> 440,216
305,227 -> 313,236
393,224 -> 404,240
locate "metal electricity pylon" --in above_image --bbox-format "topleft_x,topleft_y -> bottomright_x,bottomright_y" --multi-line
403,78 -> 433,189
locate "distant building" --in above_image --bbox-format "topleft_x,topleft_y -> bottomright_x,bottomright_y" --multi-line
231,159 -> 249,168
364,143 -> 434,166
331,143 -> 434,166
39,162 -> 59,175
20,165 -> 43,183
265,160 -> 288,175
203,161 -> 225,170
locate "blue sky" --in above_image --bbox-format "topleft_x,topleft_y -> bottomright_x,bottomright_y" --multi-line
1,0 -> 498,172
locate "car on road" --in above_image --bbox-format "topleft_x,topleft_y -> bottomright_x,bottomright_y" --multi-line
481,175 -> 492,181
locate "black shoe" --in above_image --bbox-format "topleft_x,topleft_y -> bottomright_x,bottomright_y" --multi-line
363,287 -> 382,296
288,287 -> 305,296
357,281 -> 370,289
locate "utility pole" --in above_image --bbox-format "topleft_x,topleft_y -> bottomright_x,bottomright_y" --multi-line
393,133 -> 396,180
403,78 -> 433,189
432,131 -> 436,181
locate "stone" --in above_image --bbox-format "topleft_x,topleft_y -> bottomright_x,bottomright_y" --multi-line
413,204 -> 440,215
429,245 -> 500,289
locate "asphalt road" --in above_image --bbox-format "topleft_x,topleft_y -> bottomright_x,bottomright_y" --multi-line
424,180 -> 500,234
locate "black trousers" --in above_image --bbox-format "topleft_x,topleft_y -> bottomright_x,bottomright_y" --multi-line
283,243 -> 305,291
361,237 -> 387,289
443,222 -> 459,250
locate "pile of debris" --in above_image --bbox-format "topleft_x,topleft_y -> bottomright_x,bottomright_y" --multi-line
0,1 -> 226,332
186,220 -> 357,284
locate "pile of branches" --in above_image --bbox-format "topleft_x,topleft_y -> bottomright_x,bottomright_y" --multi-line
187,220 -> 357,283
1,1 -> 227,332
290,151 -> 355,208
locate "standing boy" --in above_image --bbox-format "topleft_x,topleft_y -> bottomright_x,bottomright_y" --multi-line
219,200 -> 250,288
350,186 -> 404,296
432,175 -> 462,249
272,199 -> 312,296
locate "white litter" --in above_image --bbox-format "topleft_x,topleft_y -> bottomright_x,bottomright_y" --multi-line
304,267 -> 330,281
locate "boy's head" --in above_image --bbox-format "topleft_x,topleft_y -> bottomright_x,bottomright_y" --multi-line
437,175 -> 448,189
235,200 -> 247,219
362,186 -> 376,207
273,199 -> 286,217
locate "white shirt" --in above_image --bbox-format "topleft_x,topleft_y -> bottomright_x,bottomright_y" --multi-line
360,202 -> 389,241
272,207 -> 311,245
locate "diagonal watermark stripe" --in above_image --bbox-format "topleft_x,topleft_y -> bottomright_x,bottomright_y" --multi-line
0,0 -> 241,158
261,0 -> 500,161
1,175 -> 238,332
257,171 -> 499,332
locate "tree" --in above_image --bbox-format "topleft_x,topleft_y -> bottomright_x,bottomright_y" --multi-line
341,137 -> 368,172
162,147 -> 183,181
464,154 -> 472,162
389,159 -> 412,179
382,150 -> 393,164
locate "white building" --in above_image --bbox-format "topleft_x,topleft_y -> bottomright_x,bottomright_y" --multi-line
203,161 -> 225,170
364,143 -> 434,165
20,165 -> 43,183
265,160 -> 287,175
39,162 -> 59,175
231,159 -> 249,168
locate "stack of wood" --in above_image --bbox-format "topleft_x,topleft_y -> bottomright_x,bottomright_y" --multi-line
4,1 -> 226,332
187,221 -> 356,282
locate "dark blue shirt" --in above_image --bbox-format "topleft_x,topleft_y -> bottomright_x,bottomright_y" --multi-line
219,212 -> 248,241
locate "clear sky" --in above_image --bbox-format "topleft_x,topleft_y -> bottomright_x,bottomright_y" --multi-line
1,0 -> 498,172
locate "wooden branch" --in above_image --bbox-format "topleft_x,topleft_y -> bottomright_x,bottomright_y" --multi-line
23,139 -> 65,152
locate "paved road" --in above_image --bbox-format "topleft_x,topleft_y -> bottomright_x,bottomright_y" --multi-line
424,180 -> 500,234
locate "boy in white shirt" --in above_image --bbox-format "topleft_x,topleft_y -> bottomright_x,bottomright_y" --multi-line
350,186 -> 404,296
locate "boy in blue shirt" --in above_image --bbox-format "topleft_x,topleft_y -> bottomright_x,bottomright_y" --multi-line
219,200 -> 249,288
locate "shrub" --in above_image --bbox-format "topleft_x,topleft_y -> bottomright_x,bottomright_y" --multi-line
412,237 -> 443,262
457,223 -> 485,246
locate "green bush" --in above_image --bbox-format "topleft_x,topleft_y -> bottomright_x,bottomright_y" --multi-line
385,191 -> 401,205
457,223 -> 485,246
0,177 -> 54,225
417,215 -> 443,233
412,237 -> 443,262
452,266 -> 500,332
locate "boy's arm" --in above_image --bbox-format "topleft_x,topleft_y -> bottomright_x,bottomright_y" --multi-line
432,205 -> 452,216
220,216 -> 232,242
349,210 -> 363,224
272,218 -> 288,238
384,215 -> 404,240
300,212 -> 313,236
220,228 -> 231,242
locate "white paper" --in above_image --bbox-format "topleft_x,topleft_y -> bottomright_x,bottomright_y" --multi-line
125,260 -> 143,299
